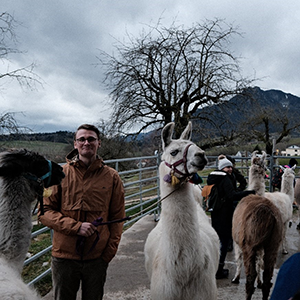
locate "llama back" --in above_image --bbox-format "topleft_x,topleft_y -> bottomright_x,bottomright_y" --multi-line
264,191 -> 293,223
234,195 -> 283,248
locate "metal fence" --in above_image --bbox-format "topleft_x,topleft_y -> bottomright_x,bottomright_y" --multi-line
25,153 -> 299,286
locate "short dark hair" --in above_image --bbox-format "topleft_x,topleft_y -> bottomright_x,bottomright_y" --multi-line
74,124 -> 101,140
289,158 -> 298,166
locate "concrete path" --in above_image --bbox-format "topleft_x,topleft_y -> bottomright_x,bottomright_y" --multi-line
43,213 -> 300,300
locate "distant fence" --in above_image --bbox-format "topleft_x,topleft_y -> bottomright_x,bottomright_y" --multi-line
25,153 -> 299,286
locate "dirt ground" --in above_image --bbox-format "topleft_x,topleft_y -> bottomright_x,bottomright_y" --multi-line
43,213 -> 300,300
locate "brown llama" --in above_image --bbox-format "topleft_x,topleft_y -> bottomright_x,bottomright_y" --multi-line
232,194 -> 283,300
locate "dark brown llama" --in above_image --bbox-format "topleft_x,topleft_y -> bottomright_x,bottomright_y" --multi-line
232,194 -> 283,300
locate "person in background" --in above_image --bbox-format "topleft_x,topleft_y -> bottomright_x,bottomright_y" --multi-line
39,124 -> 126,300
226,155 -> 248,251
226,155 -> 247,192
207,155 -> 255,279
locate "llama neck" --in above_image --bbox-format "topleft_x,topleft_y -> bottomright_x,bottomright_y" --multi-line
281,177 -> 294,202
248,168 -> 265,196
0,178 -> 34,274
159,172 -> 200,239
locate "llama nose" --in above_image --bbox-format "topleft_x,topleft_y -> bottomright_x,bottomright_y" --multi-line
195,152 -> 208,164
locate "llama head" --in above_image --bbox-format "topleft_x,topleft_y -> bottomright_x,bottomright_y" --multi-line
161,122 -> 207,182
0,148 -> 65,195
251,150 -> 267,168
249,150 -> 267,179
281,165 -> 296,182
251,151 -> 267,170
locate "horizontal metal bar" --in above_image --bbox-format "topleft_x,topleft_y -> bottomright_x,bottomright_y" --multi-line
27,268 -> 52,286
123,176 -> 158,187
24,245 -> 52,266
31,226 -> 50,239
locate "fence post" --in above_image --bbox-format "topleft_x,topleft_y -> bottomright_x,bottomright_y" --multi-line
138,159 -> 143,213
269,138 -> 277,192
155,150 -> 161,221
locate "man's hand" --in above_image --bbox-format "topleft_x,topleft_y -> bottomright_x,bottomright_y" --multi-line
77,222 -> 97,237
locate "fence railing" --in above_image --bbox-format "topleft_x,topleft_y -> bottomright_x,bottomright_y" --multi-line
25,153 -> 299,286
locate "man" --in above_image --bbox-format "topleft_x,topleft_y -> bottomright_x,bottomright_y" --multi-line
39,124 -> 125,300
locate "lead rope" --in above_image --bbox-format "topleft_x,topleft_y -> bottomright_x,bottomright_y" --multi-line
76,216 -> 131,259
32,194 -> 44,215
128,178 -> 189,220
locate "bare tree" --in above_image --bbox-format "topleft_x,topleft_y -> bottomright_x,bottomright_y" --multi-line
0,12 -> 42,133
236,88 -> 300,155
96,119 -> 136,160
98,18 -> 254,137
0,12 -> 41,90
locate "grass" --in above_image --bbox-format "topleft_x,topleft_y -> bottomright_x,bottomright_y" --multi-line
0,140 -> 70,162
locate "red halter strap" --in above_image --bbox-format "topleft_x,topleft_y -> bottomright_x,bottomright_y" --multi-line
164,143 -> 193,176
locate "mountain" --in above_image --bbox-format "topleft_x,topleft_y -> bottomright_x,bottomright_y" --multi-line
193,86 -> 300,135
1,87 -> 300,144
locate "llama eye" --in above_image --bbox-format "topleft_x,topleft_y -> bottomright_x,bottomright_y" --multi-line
170,150 -> 179,156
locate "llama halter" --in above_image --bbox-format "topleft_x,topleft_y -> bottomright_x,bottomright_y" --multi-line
164,143 -> 201,185
24,160 -> 53,187
25,160 -> 53,215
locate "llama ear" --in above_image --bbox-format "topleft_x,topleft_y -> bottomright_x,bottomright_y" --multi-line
292,164 -> 297,170
162,122 -> 175,149
251,150 -> 258,158
180,121 -> 192,140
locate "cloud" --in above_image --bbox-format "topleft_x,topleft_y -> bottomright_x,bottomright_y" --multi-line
1,0 -> 300,132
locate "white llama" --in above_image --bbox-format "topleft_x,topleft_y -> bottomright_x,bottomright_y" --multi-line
265,164 -> 296,254
293,176 -> 300,230
144,122 -> 220,300
247,150 -> 267,196
0,149 -> 65,299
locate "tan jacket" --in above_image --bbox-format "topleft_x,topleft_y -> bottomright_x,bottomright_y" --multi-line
39,150 -> 125,263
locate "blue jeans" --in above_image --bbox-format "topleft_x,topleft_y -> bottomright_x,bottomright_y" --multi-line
51,256 -> 108,300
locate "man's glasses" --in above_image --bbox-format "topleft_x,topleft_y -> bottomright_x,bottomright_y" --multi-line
76,137 -> 98,144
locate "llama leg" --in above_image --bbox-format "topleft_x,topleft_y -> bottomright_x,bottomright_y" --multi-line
281,224 -> 288,254
232,243 -> 242,284
261,250 -> 276,300
256,249 -> 264,289
243,249 -> 257,300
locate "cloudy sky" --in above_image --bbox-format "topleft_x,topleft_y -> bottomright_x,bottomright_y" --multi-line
1,1 -> 300,133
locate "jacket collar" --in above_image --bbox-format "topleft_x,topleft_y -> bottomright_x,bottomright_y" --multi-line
66,149 -> 103,167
